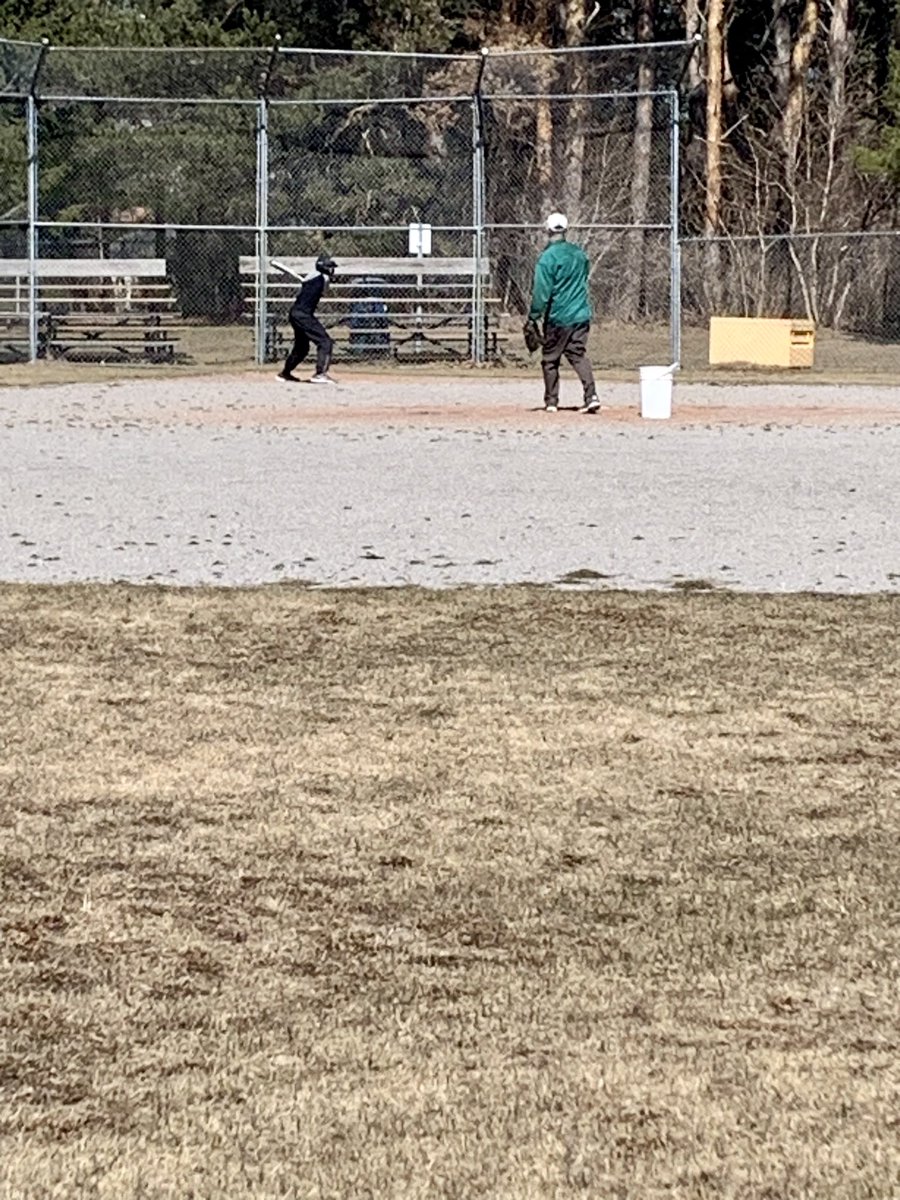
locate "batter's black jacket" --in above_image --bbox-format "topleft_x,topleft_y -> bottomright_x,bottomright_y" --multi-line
292,274 -> 326,316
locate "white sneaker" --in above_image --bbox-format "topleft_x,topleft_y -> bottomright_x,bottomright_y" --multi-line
544,404 -> 558,413
583,395 -> 601,414
310,373 -> 337,385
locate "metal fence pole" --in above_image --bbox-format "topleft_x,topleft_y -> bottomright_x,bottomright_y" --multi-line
255,97 -> 269,365
255,38 -> 280,366
26,93 -> 39,362
669,89 -> 682,368
470,101 -> 482,364
470,50 -> 488,365
26,42 -> 48,364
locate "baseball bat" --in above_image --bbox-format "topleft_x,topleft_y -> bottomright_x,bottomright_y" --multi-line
269,258 -> 304,281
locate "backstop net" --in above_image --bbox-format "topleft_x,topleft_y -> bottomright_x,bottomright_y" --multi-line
1,39 -> 689,370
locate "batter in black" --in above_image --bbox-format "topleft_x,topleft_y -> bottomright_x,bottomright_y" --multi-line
278,255 -> 337,384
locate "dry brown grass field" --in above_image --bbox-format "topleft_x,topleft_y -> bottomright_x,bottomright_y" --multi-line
1,585 -> 898,1199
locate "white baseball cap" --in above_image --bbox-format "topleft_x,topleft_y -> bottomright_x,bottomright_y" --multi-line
545,212 -> 568,232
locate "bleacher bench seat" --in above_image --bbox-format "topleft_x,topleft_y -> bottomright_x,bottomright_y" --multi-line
0,258 -> 182,363
240,256 -> 508,363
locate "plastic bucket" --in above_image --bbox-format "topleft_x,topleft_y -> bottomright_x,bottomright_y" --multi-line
639,365 -> 674,419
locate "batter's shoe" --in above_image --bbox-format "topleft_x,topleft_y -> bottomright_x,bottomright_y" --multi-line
277,371 -> 300,383
544,403 -> 558,412
582,395 -> 601,414
310,373 -> 337,385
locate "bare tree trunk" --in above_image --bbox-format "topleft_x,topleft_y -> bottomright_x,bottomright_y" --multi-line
536,100 -> 553,191
721,22 -> 738,110
684,0 -> 702,93
561,0 -> 587,224
827,0 -> 849,122
781,0 -> 819,318
782,0 -> 819,212
533,0 -> 557,197
769,0 -> 794,312
705,0 -> 725,309
821,0 -> 849,226
622,0 -> 656,320
772,0 -> 791,110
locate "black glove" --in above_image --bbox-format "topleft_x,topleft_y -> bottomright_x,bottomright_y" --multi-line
522,319 -> 543,353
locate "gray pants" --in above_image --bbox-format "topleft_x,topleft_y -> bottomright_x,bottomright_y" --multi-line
541,322 -> 596,406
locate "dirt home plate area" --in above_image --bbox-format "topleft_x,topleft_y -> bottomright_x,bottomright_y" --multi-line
2,372 -> 898,592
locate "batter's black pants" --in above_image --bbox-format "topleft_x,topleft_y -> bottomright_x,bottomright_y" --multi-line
541,321 -> 596,406
284,308 -> 333,377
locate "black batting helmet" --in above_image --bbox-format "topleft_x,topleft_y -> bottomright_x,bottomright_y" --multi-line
315,255 -> 337,277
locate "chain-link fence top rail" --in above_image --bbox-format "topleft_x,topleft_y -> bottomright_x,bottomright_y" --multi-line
0,39 -> 694,103
478,43 -> 692,97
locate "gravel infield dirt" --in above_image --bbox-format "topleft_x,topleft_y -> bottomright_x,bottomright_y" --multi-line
1,371 -> 898,592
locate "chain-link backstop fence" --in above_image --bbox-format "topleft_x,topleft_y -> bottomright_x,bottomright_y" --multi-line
6,37 -> 900,375
1,38 -> 694,370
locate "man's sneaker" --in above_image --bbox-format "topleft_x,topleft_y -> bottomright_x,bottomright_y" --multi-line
583,395 -> 601,414
310,373 -> 337,386
544,403 -> 558,413
277,371 -> 300,383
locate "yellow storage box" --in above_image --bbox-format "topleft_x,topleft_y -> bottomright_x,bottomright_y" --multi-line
709,316 -> 816,368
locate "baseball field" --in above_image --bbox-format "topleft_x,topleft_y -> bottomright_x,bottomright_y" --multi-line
1,370 -> 898,1198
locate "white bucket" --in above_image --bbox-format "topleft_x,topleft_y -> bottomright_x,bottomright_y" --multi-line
639,364 -> 675,419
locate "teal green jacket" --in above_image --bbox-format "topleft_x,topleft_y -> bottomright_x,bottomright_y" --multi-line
528,238 -> 593,327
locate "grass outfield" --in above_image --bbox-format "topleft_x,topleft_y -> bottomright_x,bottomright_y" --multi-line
1,585 -> 898,1198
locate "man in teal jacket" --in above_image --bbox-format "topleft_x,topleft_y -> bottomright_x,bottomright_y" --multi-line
526,212 -> 600,413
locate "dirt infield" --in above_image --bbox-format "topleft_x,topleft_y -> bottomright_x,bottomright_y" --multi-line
145,391 -> 900,430
1,371 -> 898,591
5,369 -> 900,427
